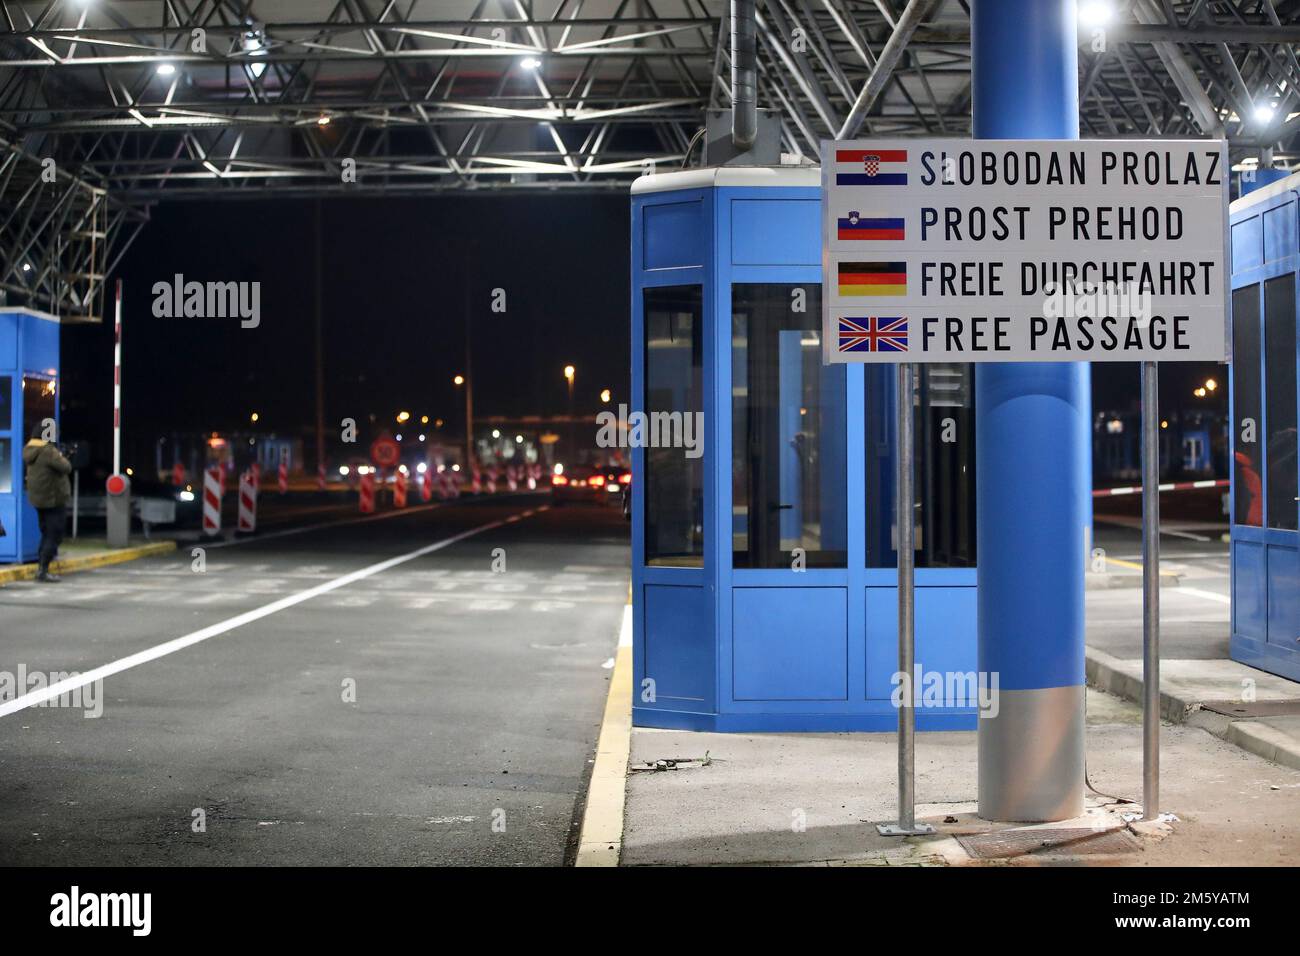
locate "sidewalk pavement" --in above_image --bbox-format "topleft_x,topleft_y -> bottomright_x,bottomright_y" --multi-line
1083,558 -> 1300,772
609,543 -> 1300,866
619,690 -> 1300,866
0,538 -> 176,584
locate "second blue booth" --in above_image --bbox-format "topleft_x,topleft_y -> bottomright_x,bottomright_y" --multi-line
630,167 -> 978,732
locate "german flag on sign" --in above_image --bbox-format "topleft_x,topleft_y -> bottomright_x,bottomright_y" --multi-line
838,261 -> 906,297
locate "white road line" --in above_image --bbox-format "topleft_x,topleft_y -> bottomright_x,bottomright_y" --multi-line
1175,586 -> 1232,604
0,509 -> 536,719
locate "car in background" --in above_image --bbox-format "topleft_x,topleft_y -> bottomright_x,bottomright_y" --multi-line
77,475 -> 204,530
551,465 -> 629,506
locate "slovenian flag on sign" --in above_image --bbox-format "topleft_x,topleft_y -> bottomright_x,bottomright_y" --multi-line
838,211 -> 905,241
835,148 -> 908,185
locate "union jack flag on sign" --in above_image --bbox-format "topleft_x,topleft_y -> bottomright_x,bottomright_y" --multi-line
838,316 -> 908,353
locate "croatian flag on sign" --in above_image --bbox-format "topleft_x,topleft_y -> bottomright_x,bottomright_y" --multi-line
834,148 -> 908,186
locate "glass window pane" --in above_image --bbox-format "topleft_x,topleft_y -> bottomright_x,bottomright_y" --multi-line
644,285 -> 704,567
732,284 -> 846,568
1264,274 -> 1297,531
0,376 -> 11,431
22,375 -> 56,442
867,363 -> 976,567
0,437 -> 10,494
1232,284 -> 1263,527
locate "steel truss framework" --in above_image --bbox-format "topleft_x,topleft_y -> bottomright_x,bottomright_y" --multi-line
0,0 -> 1297,319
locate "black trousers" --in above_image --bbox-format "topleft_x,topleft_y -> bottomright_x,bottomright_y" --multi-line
36,505 -> 66,569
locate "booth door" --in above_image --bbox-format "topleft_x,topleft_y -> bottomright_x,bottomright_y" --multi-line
1231,274 -> 1300,667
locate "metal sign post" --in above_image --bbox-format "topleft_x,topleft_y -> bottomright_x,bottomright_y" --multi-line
820,134 -> 1226,824
878,361 -> 933,836
1141,360 -> 1161,820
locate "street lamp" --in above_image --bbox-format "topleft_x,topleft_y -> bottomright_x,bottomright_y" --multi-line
564,365 -> 576,464
250,411 -> 260,424
454,374 -> 472,470
600,388 -> 612,403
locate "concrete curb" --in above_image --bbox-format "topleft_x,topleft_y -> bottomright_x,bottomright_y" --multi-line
0,541 -> 177,584
1085,646 -> 1300,772
575,605 -> 633,867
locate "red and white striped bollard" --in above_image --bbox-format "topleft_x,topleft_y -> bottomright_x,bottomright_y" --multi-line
202,468 -> 222,536
359,471 -> 375,513
238,471 -> 258,533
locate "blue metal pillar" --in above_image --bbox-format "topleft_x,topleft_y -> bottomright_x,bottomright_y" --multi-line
973,0 -> 1088,821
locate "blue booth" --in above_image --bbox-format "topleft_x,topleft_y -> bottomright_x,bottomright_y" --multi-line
630,166 -> 978,732
1229,172 -> 1300,681
0,307 -> 61,564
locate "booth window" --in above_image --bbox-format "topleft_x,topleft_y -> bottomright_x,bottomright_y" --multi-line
22,376 -> 55,444
1232,284 -> 1263,527
1264,274 -> 1298,531
644,285 -> 705,567
866,364 -> 976,568
731,284 -> 847,568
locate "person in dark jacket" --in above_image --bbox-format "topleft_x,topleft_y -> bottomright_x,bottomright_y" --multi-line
22,422 -> 72,582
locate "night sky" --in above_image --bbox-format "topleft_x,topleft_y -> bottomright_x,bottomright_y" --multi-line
56,192 -> 1227,474
60,193 -> 632,471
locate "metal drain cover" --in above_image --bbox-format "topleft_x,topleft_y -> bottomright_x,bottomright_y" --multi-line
956,827 -> 1140,860
1199,700 -> 1300,719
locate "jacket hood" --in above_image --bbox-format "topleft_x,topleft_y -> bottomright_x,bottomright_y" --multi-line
22,440 -> 46,464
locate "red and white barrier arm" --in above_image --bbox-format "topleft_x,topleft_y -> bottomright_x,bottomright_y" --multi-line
1092,478 -> 1228,498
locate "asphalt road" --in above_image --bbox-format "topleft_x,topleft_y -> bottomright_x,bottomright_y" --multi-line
0,496 -> 630,866
1090,505 -> 1231,660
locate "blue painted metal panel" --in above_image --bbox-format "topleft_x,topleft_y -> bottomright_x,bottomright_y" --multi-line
1266,543 -> 1299,649
732,587 -> 848,700
0,495 -> 14,560
1232,539 -> 1267,640
643,199 -> 705,271
972,0 -> 1088,698
730,199 -> 820,265
1232,216 -> 1264,273
976,364 -> 1089,690
643,584 -> 713,706
22,313 -> 59,372
865,586 -> 979,705
0,311 -> 17,369
1264,201 -> 1297,265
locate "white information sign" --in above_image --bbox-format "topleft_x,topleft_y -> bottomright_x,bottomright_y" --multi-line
820,138 -> 1229,363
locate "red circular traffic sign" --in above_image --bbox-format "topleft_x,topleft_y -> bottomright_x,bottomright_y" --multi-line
106,474 -> 128,496
370,437 -> 400,468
